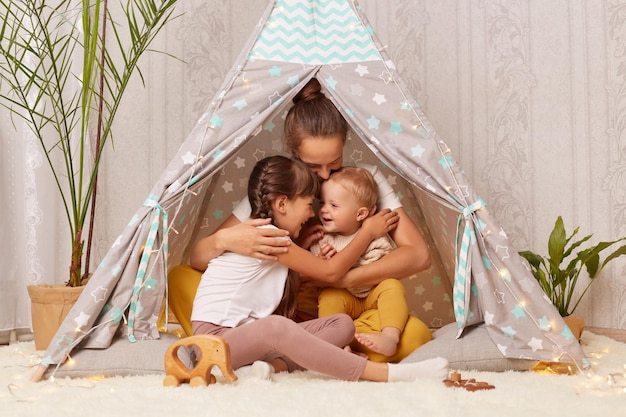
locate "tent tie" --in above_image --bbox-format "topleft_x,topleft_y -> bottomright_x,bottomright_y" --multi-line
127,194 -> 170,342
453,198 -> 486,331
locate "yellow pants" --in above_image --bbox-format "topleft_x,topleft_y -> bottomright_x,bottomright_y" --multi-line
167,265 -> 202,337
168,265 -> 432,363
318,279 -> 409,330
317,279 -> 431,363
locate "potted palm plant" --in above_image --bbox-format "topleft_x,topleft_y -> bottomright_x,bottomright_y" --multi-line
519,216 -> 626,339
0,0 -> 179,349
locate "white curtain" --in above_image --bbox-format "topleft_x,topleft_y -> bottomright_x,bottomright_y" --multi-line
0,105 -> 70,343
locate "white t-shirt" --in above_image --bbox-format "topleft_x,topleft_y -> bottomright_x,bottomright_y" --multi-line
232,163 -> 402,221
191,225 -> 290,327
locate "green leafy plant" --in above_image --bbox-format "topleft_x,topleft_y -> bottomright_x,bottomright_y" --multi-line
519,216 -> 626,317
0,0 -> 179,286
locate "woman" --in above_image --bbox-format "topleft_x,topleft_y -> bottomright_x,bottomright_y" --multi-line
187,78 -> 432,362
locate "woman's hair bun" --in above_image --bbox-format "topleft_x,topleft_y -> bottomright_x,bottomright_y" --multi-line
293,78 -> 325,104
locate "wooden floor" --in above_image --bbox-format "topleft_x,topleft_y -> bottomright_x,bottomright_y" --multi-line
586,326 -> 626,343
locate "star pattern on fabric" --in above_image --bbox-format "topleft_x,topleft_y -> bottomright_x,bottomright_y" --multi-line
350,83 -> 365,96
390,121 -> 403,135
253,149 -> 266,161
110,307 -> 124,323
413,285 -> 425,296
112,265 -> 122,277
384,59 -> 396,70
181,151 -> 196,165
264,120 -> 276,132
482,256 -> 492,270
74,311 -> 90,328
422,301 -> 433,312
372,93 -> 386,105
438,155 -> 453,169
268,92 -> 282,106
417,125 -> 431,139
325,76 -> 338,90
484,310 -> 495,325
501,326 -> 516,338
90,286 -> 108,303
355,64 -> 369,76
367,115 -> 380,129
222,181 -> 233,193
511,304 -> 527,319
287,75 -> 299,87
528,337 -> 543,352
494,289 -> 505,304
233,99 -> 247,110
349,149 -> 363,163
212,208 -> 224,220
378,70 -> 393,84
456,185 -> 470,199
234,157 -> 246,169
431,275 -> 442,286
538,316 -> 552,332
497,344 -> 508,356
496,245 -> 509,259
144,277 -> 158,290
411,144 -> 425,158
269,65 -> 281,77
561,326 -> 575,341
55,335 -> 74,353
210,114 -> 223,127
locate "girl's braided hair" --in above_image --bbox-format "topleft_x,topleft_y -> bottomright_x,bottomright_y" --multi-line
248,155 -> 320,220
247,155 -> 320,319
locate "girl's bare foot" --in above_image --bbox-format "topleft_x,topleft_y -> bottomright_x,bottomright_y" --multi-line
354,330 -> 399,357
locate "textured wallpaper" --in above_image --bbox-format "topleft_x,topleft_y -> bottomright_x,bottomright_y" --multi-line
92,0 -> 626,329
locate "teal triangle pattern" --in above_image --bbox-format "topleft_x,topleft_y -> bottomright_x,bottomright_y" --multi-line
250,0 -> 382,64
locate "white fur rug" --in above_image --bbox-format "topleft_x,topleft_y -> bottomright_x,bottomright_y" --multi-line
1,331 -> 625,417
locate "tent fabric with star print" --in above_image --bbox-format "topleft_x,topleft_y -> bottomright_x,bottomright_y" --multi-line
38,0 -> 587,372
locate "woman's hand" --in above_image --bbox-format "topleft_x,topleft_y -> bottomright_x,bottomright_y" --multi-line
222,218 -> 291,259
190,216 -> 290,270
361,208 -> 399,239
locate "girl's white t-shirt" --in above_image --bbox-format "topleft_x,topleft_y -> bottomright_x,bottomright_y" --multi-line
191,225 -> 290,327
232,163 -> 401,221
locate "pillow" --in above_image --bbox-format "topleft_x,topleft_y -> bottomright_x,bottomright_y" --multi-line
43,333 -> 189,379
400,322 -> 537,372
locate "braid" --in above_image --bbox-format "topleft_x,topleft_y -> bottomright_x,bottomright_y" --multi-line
248,155 -> 320,220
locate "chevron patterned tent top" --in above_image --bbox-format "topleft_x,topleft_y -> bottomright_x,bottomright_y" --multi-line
250,0 -> 382,64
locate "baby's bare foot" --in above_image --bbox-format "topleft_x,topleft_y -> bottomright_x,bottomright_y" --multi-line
354,332 -> 398,357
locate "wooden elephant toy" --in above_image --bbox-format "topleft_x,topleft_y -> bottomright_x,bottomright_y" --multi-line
163,334 -> 238,387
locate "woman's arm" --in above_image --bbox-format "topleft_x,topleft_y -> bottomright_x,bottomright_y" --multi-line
330,207 -> 431,287
189,214 -> 291,271
278,209 -> 398,281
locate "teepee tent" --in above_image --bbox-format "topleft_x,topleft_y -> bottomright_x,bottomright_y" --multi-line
38,0 -> 587,373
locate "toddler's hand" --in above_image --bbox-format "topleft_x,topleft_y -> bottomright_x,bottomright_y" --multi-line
317,243 -> 337,260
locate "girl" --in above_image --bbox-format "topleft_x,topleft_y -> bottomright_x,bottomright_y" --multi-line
191,156 -> 448,382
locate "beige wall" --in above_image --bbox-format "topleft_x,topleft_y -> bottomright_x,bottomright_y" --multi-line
96,0 -> 626,329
